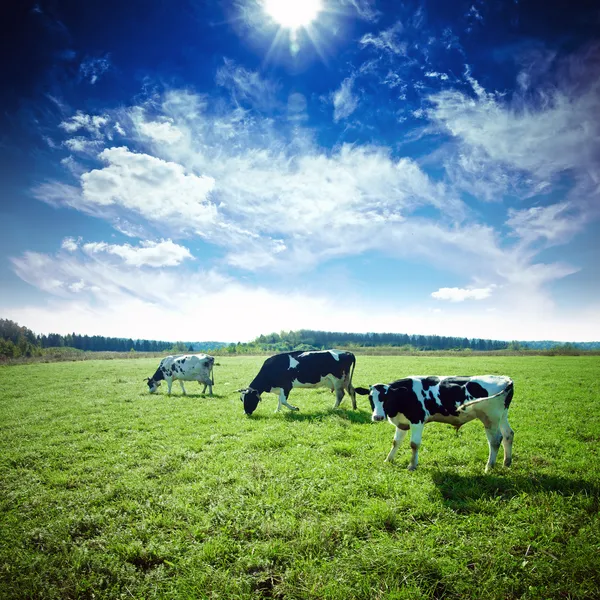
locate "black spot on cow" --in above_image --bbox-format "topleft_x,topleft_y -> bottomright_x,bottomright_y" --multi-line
466,381 -> 489,399
153,368 -> 165,382
504,381 -> 514,409
424,396 -> 451,417
438,378 -> 471,416
421,376 -> 440,390
383,379 -> 426,424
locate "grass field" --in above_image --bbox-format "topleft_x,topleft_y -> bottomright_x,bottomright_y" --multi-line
1,355 -> 599,599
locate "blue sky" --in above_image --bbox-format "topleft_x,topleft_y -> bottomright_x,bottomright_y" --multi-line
1,0 -> 599,342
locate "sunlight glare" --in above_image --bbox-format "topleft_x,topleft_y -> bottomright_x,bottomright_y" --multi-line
262,0 -> 323,30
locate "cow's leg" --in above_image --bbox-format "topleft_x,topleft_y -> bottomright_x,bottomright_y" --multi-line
384,426 -> 408,463
333,380 -> 345,408
277,388 -> 298,412
347,380 -> 357,410
198,380 -> 212,396
499,410 -> 514,467
166,377 -> 173,395
179,380 -> 187,395
407,423 -> 424,471
484,423 -> 503,473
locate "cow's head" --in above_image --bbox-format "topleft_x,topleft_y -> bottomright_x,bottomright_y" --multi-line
144,377 -> 161,393
237,387 -> 261,415
355,384 -> 389,422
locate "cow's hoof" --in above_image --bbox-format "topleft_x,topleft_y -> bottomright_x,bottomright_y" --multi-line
407,465 -> 417,471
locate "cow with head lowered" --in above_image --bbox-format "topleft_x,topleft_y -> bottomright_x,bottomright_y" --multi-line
238,350 -> 357,415
144,354 -> 215,396
355,375 -> 514,472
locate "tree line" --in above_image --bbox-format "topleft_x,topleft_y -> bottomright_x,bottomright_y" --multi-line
251,329 -> 509,352
0,318 -> 195,359
2,318 -> 597,360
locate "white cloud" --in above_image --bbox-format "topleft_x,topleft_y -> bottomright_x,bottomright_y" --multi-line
360,21 -> 407,55
61,237 -> 81,252
79,55 -> 111,84
425,71 -> 449,80
332,77 -> 359,122
339,0 -> 380,22
216,58 -> 279,110
79,147 -> 217,231
81,239 -> 193,268
64,137 -> 104,154
432,286 -> 495,302
506,202 -> 586,246
60,111 -> 109,137
136,117 -> 183,144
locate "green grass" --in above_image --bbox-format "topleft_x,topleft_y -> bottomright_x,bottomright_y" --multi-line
1,355 -> 599,599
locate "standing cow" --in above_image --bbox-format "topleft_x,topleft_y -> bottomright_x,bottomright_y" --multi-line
144,354 -> 215,396
355,375 -> 514,472
238,350 -> 357,415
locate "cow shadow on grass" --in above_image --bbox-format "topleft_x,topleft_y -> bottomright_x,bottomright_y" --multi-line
431,470 -> 599,514
144,393 -> 226,400
282,408 -> 373,425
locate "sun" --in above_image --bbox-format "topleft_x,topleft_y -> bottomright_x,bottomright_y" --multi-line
262,0 -> 323,30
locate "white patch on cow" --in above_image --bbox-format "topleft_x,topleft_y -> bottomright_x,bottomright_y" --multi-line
290,375 -> 340,389
328,349 -> 340,361
288,355 -> 300,370
371,387 -> 386,421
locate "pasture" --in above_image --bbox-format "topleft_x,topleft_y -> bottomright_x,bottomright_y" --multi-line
1,355 -> 599,599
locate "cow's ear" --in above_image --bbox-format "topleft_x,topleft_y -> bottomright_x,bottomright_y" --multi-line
143,377 -> 149,382
355,387 -> 370,395
235,388 -> 247,393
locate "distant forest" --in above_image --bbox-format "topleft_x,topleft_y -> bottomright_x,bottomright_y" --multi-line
1,318 -> 598,360
0,319 -> 225,359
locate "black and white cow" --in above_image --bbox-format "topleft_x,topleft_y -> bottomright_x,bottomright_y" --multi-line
238,350 -> 357,415
144,354 -> 215,396
355,375 -> 514,472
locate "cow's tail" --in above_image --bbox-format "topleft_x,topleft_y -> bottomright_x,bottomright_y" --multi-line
210,361 -> 215,386
347,354 -> 357,407
458,379 -> 514,412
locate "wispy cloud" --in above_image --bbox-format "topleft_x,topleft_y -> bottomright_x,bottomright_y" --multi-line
360,21 -> 407,55
506,202 -> 586,247
332,77 -> 359,122
27,47 -> 597,330
339,0 -> 380,22
8,243 -> 597,342
216,58 -> 279,110
427,49 -> 600,217
432,286 -> 495,302
60,111 -> 109,137
80,239 -> 193,267
79,54 -> 111,84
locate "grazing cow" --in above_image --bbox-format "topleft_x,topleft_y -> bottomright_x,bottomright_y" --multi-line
238,350 -> 357,415
144,354 -> 215,396
355,375 -> 514,472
